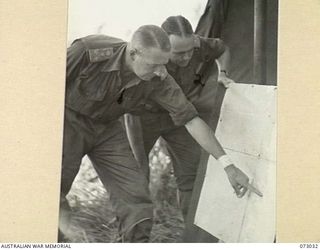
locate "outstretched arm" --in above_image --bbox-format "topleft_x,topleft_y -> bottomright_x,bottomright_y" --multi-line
185,116 -> 261,197
148,75 -> 261,197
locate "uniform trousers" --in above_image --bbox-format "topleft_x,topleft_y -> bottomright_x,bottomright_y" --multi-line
60,108 -> 153,242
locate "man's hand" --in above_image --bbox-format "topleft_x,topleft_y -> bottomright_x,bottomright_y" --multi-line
218,72 -> 234,88
224,164 -> 263,198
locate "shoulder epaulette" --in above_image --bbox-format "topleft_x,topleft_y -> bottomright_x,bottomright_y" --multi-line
88,48 -> 114,62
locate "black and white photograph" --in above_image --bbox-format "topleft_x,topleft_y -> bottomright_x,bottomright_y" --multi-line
58,0 -> 278,243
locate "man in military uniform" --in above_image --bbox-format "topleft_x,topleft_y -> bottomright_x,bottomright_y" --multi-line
61,25 -> 173,242
60,24 -> 251,242
124,16 -> 259,224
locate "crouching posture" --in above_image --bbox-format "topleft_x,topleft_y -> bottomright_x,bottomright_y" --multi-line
60,25 -> 175,242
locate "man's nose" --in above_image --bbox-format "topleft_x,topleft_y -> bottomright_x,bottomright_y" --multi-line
154,66 -> 168,81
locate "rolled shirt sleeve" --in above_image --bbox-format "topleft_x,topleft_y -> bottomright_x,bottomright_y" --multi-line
148,75 -> 198,126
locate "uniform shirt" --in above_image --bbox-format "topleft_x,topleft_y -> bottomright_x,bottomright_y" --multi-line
144,36 -> 225,113
65,35 -> 198,126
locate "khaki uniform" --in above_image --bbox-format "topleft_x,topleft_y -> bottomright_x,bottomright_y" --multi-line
61,35 -> 198,242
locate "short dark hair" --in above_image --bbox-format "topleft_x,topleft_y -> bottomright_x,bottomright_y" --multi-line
131,25 -> 171,52
161,15 -> 194,37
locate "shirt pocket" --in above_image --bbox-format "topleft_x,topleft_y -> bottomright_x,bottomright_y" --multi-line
66,68 -> 118,117
77,64 -> 112,101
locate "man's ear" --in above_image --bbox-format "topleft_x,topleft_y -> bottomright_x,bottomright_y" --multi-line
129,48 -> 138,61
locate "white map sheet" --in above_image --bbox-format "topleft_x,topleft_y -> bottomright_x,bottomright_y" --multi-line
194,83 -> 277,242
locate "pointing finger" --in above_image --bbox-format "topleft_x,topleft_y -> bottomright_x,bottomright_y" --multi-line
246,183 -> 263,197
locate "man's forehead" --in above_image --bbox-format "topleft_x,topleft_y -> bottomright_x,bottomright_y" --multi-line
169,35 -> 195,53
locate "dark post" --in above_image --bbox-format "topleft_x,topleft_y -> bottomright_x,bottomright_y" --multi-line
254,0 -> 267,84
